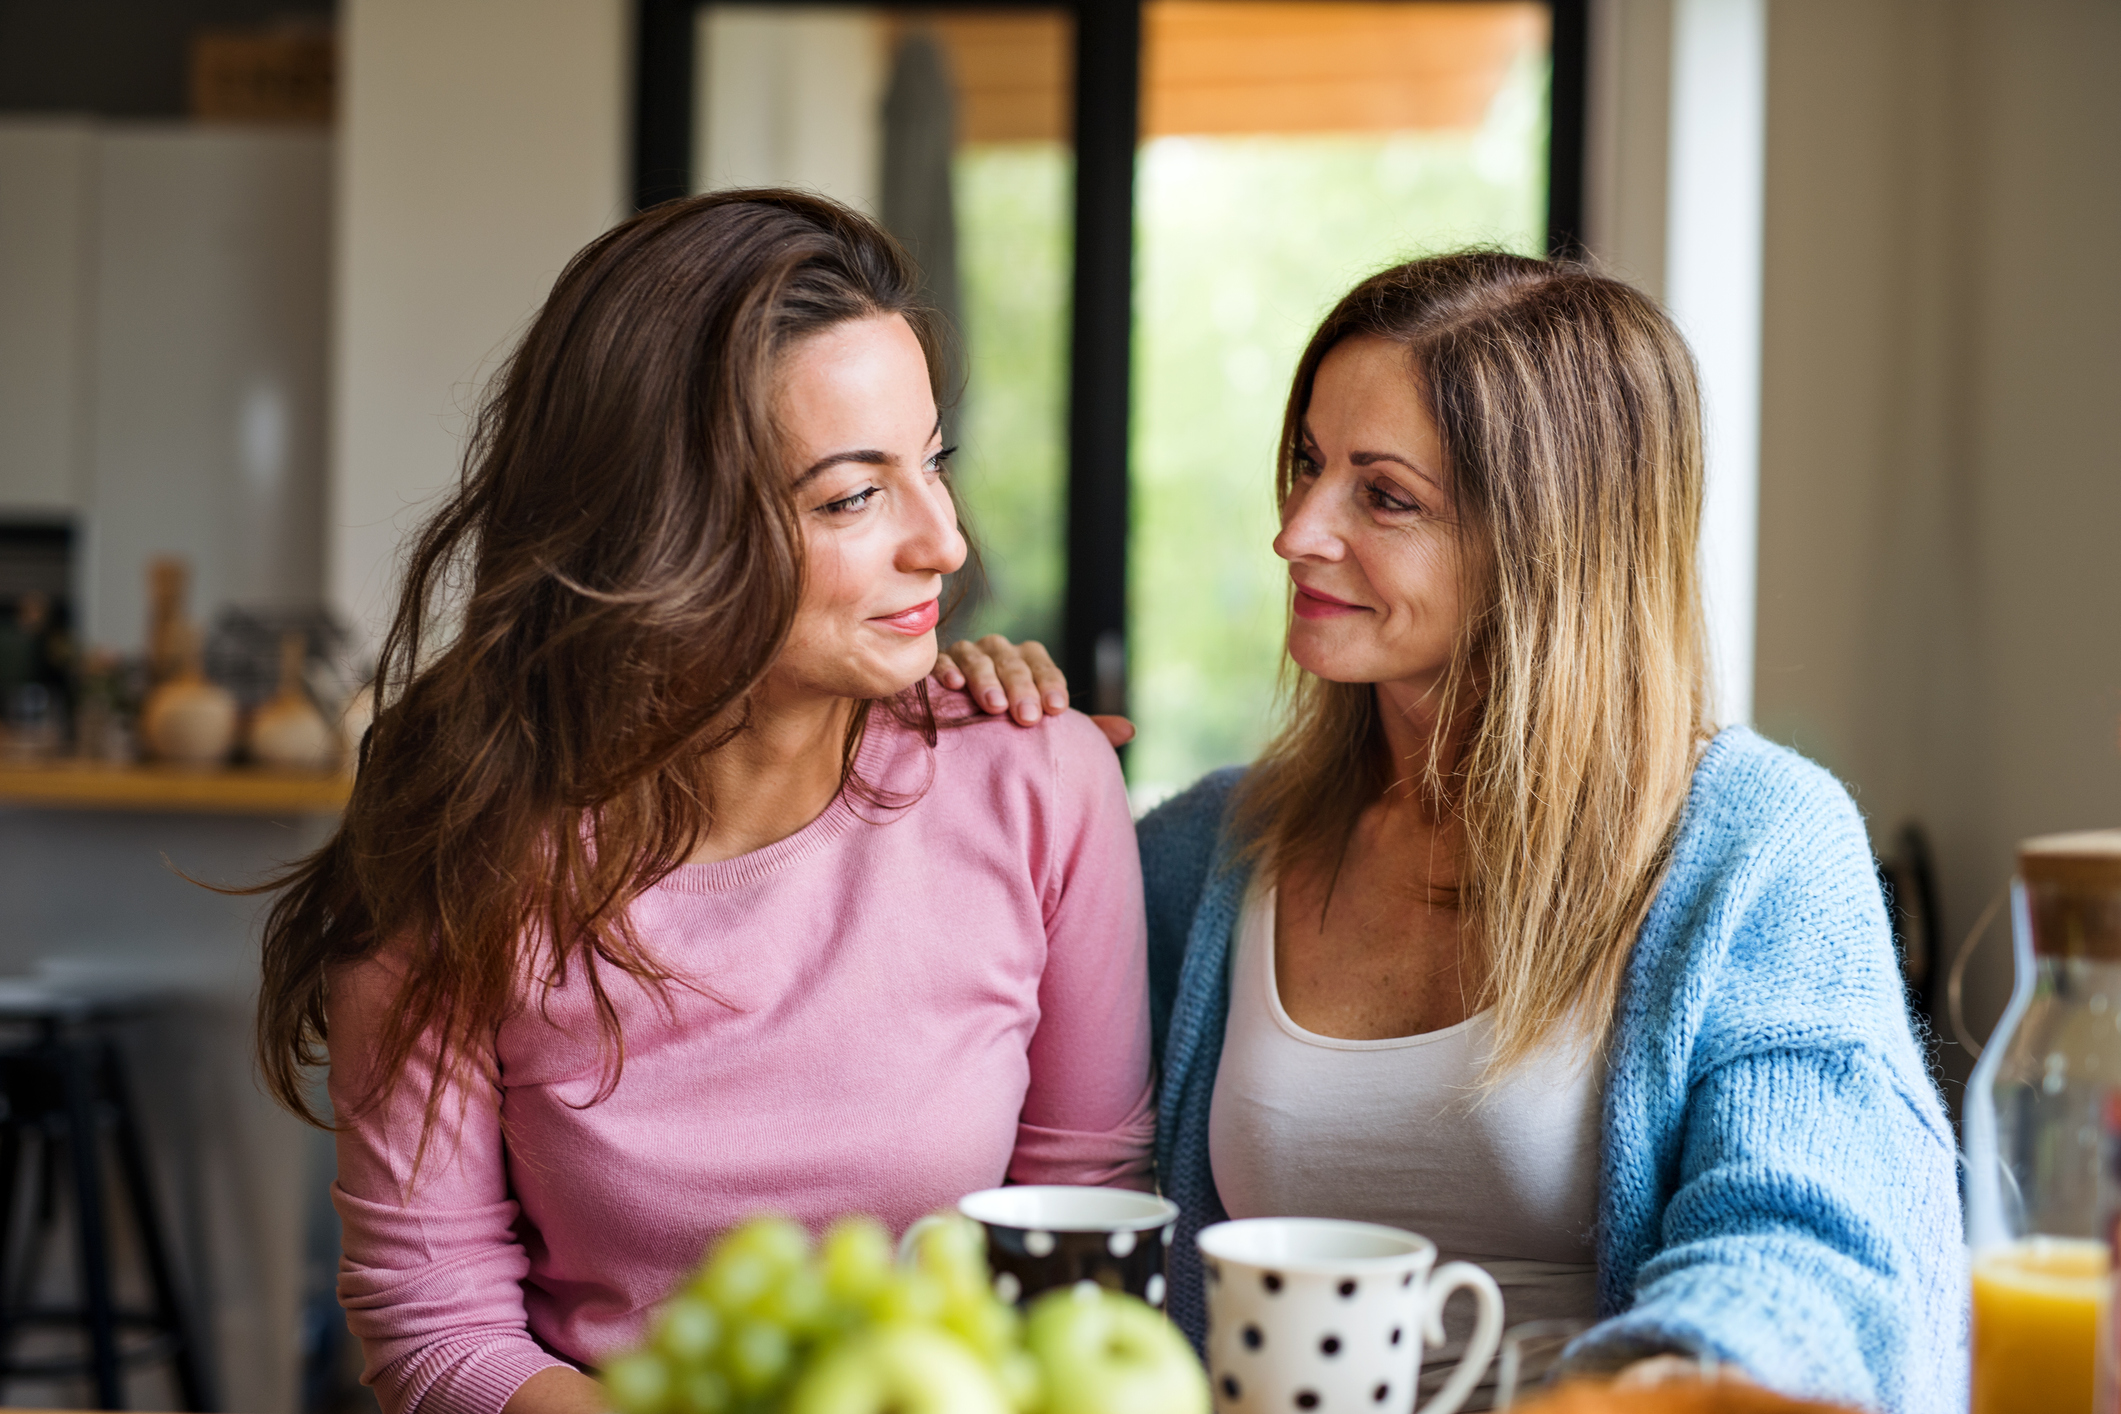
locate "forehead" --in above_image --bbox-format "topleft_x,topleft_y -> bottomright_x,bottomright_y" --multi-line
1308,336 -> 1437,442
775,315 -> 936,443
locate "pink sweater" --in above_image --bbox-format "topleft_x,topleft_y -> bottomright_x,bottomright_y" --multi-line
328,709 -> 1155,1414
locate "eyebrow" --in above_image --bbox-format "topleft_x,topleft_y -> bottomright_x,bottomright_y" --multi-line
1298,424 -> 1442,489
794,448 -> 890,489
793,417 -> 945,490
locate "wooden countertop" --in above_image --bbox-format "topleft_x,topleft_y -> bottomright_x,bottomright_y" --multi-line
0,759 -> 352,814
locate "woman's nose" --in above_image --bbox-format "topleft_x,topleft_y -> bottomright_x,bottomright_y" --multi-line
1274,476 -> 1348,563
901,473 -> 968,577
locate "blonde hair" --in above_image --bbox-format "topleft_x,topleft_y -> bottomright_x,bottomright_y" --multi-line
1235,251 -> 1713,1075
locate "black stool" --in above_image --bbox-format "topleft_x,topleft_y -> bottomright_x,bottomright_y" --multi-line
0,981 -> 212,1410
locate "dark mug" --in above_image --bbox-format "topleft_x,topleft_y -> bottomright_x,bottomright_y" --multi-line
955,1185 -> 1181,1309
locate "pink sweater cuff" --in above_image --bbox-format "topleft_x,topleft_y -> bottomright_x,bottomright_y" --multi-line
379,1335 -> 575,1414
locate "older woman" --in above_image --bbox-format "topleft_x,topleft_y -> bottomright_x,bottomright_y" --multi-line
940,253 -> 1962,1410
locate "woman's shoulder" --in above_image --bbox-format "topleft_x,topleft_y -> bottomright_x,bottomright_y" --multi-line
1137,767 -> 1247,852
1137,767 -> 1249,928
1642,726 -> 1902,1032
914,709 -> 1134,849
929,705 -> 1127,791
1677,725 -> 1871,874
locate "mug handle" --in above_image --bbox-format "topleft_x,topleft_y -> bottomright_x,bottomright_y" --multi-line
897,1212 -> 950,1265
1414,1261 -> 1504,1414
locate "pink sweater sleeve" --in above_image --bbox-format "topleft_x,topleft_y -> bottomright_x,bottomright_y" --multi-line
1009,712 -> 1158,1189
328,957 -> 573,1414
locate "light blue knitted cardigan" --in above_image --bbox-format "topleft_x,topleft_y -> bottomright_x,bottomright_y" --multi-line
1140,727 -> 1966,1412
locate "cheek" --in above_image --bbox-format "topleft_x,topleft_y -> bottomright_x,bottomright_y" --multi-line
1363,533 -> 1462,636
793,533 -> 863,625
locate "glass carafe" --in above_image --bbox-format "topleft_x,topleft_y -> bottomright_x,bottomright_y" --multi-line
1964,830 -> 2121,1414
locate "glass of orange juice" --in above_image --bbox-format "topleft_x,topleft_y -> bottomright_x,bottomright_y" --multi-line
1970,1237 -> 2105,1414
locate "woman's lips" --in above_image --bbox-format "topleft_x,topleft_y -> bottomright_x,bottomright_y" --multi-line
871,598 -> 940,636
1292,584 -> 1368,620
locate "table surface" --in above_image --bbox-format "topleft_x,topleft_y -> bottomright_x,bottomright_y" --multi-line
0,758 -> 352,814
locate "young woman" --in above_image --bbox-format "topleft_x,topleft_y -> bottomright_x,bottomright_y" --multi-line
256,192 -> 1154,1414
942,254 -> 1963,1410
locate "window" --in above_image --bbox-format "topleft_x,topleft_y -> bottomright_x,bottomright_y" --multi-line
634,0 -> 1584,793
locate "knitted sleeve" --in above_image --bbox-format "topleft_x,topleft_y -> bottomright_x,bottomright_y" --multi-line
1571,734 -> 1966,1411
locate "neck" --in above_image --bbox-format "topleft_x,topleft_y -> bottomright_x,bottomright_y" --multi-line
687,685 -> 857,865
1371,672 -> 1468,816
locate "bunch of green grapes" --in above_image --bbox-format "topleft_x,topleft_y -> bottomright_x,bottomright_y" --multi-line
600,1214 -> 1038,1414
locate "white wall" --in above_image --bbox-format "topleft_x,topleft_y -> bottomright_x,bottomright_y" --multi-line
330,0 -> 630,646
1752,0 -> 2121,1079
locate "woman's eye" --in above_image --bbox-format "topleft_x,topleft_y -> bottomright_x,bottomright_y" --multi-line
821,486 -> 879,515
1294,449 -> 1323,478
925,445 -> 958,476
1365,480 -> 1422,515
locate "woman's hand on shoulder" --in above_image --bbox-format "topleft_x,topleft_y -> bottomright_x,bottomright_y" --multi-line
934,635 -> 1134,747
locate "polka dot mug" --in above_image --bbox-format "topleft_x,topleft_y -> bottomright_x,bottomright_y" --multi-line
944,1185 -> 1182,1308
1198,1217 -> 1503,1414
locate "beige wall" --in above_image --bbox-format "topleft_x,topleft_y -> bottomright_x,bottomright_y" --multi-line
330,0 -> 631,644
1753,0 -> 2121,1069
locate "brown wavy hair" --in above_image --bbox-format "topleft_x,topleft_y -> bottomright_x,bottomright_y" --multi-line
1235,251 -> 1714,1074
255,190 -> 947,1136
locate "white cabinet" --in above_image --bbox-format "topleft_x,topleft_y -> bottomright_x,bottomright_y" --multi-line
0,119 -> 330,652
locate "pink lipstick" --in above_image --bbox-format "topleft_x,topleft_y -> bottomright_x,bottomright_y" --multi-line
1291,583 -> 1368,620
871,598 -> 940,636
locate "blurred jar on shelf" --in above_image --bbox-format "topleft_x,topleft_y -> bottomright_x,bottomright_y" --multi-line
141,620 -> 237,767
248,631 -> 337,771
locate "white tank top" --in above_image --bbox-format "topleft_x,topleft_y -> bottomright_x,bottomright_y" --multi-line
1208,885 -> 1604,1404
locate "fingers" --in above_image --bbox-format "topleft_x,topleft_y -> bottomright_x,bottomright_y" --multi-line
981,634 -> 1047,725
1015,640 -> 1071,717
1088,714 -> 1135,748
936,636 -> 1077,727
941,638 -> 1009,714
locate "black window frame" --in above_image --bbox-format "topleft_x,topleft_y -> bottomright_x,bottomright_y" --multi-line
633,0 -> 1587,713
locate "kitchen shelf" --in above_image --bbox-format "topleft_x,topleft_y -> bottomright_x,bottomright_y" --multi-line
0,760 -> 352,814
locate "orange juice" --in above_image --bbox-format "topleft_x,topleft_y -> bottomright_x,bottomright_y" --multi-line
1971,1238 -> 2106,1414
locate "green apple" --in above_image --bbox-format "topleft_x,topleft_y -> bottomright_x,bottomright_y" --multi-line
1024,1284 -> 1209,1414
785,1325 -> 1013,1414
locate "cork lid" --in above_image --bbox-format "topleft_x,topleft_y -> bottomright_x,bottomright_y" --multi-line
2019,831 -> 2121,888
2020,830 -> 2121,959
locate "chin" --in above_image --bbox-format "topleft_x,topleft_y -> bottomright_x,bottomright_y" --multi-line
1286,628 -> 1368,685
852,635 -> 939,700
